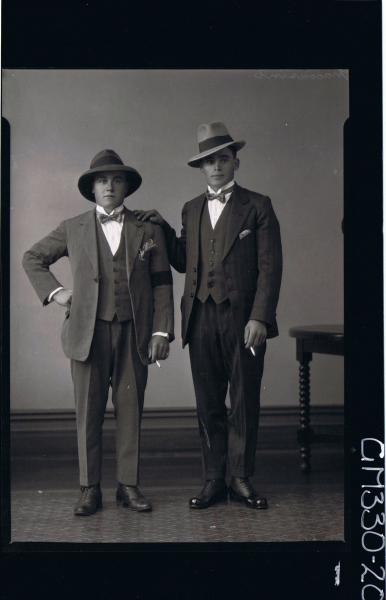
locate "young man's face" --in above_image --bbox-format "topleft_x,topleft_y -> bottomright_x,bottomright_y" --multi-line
92,171 -> 129,212
200,147 -> 239,190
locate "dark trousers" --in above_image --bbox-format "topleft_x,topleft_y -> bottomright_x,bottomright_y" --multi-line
71,318 -> 148,487
188,298 -> 266,480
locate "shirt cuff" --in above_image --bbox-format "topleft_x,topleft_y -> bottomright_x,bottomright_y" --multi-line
48,286 -> 64,303
152,332 -> 169,339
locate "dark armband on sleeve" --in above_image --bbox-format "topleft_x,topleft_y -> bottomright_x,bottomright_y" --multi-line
151,270 -> 173,287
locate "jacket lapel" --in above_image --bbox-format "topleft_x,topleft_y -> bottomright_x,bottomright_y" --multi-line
222,184 -> 251,261
80,210 -> 99,277
123,207 -> 145,272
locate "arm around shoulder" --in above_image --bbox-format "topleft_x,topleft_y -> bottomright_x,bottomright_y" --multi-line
159,203 -> 188,273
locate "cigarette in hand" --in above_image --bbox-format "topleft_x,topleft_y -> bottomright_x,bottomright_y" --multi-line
250,347 -> 256,357
156,360 -> 161,368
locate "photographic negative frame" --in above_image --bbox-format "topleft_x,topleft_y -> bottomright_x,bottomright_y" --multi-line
1,2 -> 383,599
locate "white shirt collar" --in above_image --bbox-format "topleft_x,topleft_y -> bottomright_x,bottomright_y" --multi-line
96,204 -> 124,216
207,180 -> 235,195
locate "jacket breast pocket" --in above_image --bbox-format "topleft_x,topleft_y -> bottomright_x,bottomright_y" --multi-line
239,228 -> 253,240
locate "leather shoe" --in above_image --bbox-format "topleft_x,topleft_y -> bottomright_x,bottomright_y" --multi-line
189,479 -> 228,509
116,483 -> 152,512
229,477 -> 268,509
74,484 -> 102,516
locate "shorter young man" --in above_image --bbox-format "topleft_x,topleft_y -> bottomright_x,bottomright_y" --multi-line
23,149 -> 174,515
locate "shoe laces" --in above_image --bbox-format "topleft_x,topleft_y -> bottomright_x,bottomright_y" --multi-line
80,485 -> 98,497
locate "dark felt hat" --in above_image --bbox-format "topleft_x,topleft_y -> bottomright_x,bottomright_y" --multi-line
188,122 -> 246,167
78,149 -> 142,201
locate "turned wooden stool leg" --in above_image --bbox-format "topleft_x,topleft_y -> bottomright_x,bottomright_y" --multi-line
296,348 -> 313,472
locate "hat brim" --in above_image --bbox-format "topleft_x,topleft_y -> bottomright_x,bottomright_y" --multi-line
187,140 -> 246,168
78,164 -> 142,202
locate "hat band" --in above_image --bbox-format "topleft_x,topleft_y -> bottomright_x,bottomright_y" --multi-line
198,135 -> 234,153
91,154 -> 123,168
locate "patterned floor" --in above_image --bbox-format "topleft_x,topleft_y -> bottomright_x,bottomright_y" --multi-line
11,484 -> 343,543
10,448 -> 344,543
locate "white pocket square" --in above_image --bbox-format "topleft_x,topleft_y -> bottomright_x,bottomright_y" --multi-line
239,229 -> 252,239
138,238 -> 157,261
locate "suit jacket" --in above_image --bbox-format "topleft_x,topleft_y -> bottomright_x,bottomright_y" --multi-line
162,183 -> 282,346
22,207 -> 174,364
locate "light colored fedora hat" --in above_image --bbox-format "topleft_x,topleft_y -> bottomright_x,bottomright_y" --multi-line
78,149 -> 142,201
188,122 -> 246,168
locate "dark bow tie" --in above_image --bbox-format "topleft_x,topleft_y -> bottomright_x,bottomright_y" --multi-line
97,212 -> 123,225
206,185 -> 234,203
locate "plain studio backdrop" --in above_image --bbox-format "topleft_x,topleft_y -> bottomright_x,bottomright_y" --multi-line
3,69 -> 347,412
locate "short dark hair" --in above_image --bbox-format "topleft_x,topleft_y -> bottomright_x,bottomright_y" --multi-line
198,145 -> 238,167
93,172 -> 129,182
228,145 -> 237,158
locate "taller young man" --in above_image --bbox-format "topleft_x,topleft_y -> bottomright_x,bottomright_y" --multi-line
23,149 -> 174,516
136,122 -> 282,510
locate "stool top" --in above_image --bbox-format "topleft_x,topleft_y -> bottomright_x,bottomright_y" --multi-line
289,324 -> 344,340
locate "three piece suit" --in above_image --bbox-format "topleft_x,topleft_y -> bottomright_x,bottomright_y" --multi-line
162,183 -> 282,479
23,206 -> 174,486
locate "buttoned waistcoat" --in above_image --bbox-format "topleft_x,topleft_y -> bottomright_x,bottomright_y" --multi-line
161,183 -> 282,346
